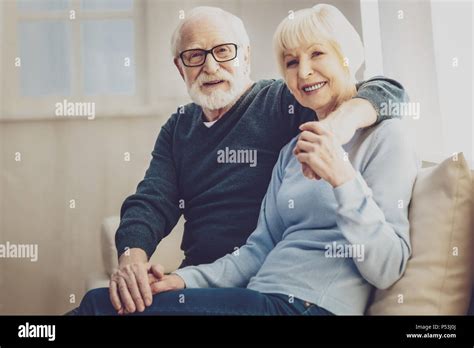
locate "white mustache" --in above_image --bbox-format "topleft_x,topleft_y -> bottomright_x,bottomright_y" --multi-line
197,72 -> 232,86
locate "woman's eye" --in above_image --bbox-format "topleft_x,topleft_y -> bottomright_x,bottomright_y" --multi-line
286,60 -> 297,67
312,51 -> 323,58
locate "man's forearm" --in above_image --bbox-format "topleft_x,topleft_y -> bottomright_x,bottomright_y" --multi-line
342,97 -> 377,130
118,247 -> 148,266
320,97 -> 377,145
355,76 -> 409,124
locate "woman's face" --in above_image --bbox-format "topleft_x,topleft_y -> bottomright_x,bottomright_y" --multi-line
283,41 -> 349,118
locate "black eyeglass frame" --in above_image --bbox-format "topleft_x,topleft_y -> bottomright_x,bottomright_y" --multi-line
179,43 -> 238,67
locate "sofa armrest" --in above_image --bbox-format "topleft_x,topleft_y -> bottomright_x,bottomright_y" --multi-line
101,216 -> 185,276
101,216 -> 121,277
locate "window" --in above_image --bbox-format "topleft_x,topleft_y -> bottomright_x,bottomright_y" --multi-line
1,0 -> 147,119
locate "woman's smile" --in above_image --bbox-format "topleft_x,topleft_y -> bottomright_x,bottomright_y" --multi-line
301,81 -> 328,94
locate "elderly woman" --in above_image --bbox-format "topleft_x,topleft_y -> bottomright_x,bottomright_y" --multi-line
78,4 -> 419,316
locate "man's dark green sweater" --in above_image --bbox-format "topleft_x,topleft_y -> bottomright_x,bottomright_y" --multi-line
115,78 -> 407,267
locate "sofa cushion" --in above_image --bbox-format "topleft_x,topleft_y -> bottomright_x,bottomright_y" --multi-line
367,153 -> 473,315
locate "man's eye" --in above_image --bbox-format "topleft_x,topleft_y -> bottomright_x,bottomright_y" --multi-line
286,60 -> 297,67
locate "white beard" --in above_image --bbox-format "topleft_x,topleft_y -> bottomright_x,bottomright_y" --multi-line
187,70 -> 249,111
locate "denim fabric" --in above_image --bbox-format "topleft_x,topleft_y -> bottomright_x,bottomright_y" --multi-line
76,287 -> 333,316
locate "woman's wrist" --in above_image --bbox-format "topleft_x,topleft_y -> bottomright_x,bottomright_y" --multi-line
331,165 -> 356,188
171,272 -> 187,289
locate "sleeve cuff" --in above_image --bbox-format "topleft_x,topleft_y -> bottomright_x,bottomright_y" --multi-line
115,227 -> 157,260
172,267 -> 201,289
354,81 -> 390,125
333,172 -> 372,211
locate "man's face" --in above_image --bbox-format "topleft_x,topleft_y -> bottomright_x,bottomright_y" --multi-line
175,17 -> 250,110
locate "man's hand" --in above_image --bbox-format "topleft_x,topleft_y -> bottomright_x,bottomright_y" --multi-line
109,248 -> 157,315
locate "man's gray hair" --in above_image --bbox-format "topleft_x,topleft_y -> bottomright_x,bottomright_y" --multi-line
170,6 -> 250,58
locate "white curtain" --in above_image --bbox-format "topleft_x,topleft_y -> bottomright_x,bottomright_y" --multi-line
376,0 -> 473,167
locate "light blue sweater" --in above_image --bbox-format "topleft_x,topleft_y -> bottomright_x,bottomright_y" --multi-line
174,119 -> 420,315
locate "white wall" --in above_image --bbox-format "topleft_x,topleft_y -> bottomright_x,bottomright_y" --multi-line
0,115 -> 175,314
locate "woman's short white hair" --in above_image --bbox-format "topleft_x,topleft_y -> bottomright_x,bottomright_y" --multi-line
273,4 -> 364,82
170,6 -> 250,58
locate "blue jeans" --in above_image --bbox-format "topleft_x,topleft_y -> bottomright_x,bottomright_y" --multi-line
77,287 -> 333,316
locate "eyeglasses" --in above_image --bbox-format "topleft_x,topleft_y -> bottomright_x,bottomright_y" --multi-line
179,43 -> 238,67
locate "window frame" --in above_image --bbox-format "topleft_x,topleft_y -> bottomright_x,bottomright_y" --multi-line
1,0 -> 151,120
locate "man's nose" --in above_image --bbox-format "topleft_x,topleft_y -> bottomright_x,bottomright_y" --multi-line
298,59 -> 313,79
202,53 -> 219,74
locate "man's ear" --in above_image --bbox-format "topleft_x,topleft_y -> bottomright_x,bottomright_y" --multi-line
174,58 -> 185,81
243,46 -> 251,76
244,46 -> 251,64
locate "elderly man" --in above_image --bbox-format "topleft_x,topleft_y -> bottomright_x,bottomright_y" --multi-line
80,6 -> 408,315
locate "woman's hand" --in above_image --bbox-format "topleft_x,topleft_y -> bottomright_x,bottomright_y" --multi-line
150,274 -> 185,295
293,121 -> 356,188
147,264 -> 185,295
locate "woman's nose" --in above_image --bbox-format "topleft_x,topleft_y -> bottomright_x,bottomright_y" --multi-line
298,59 -> 313,79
